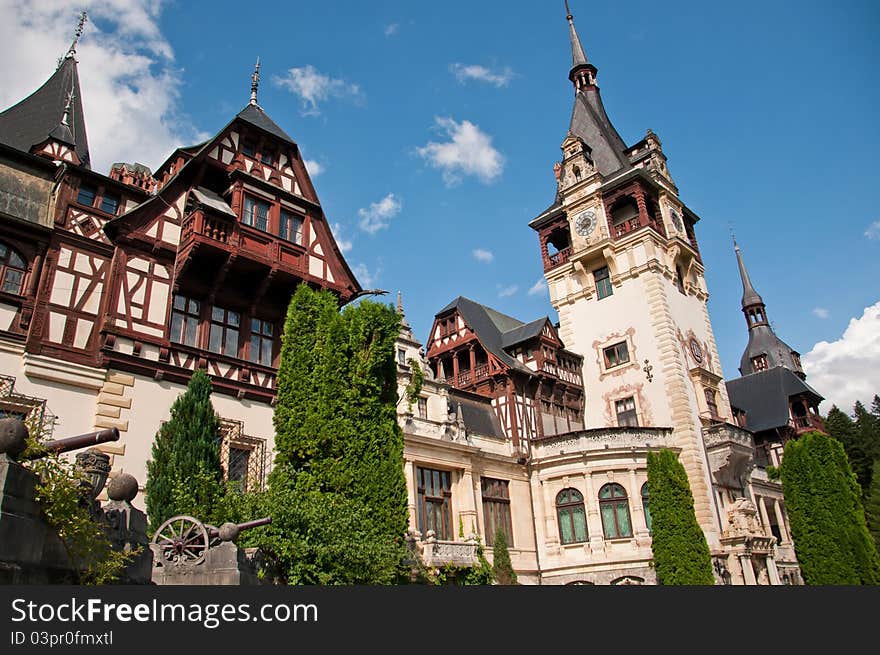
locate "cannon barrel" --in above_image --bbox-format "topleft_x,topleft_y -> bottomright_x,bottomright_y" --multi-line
207,517 -> 272,540
23,427 -> 120,460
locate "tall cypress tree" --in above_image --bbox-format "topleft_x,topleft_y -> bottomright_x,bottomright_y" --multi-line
271,284 -> 408,581
145,369 -> 224,531
646,449 -> 714,585
780,431 -> 880,585
492,529 -> 517,585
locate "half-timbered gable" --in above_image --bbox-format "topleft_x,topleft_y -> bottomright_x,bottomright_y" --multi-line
426,297 -> 585,454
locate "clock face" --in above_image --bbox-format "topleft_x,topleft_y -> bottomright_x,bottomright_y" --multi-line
690,338 -> 703,363
574,210 -> 596,237
670,208 -> 684,232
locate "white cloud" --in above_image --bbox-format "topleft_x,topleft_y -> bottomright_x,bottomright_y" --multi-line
449,63 -> 515,87
416,117 -> 504,186
273,64 -> 363,116
303,159 -> 324,177
528,279 -> 547,296
865,221 -> 880,240
357,193 -> 401,234
353,262 -> 380,288
472,248 -> 494,263
802,301 -> 880,412
498,284 -> 518,298
812,307 -> 829,319
384,23 -> 399,36
330,222 -> 352,254
0,1 -> 205,174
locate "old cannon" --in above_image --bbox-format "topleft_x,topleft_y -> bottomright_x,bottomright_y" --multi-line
0,418 -> 119,461
151,515 -> 272,566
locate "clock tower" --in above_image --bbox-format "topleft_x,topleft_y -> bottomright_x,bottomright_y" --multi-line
529,4 -> 734,546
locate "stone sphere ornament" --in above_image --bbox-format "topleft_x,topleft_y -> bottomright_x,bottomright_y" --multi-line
107,472 -> 139,502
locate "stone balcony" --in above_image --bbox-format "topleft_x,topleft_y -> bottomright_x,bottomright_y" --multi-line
702,422 -> 756,489
531,426 -> 673,460
416,531 -> 479,568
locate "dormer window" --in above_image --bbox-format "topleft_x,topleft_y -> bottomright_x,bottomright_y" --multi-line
100,192 -> 120,215
791,352 -> 802,368
752,354 -> 768,372
77,183 -> 97,207
243,196 -> 270,231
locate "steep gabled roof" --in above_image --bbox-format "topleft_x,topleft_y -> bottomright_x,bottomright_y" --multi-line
436,296 -> 553,374
449,389 -> 505,439
0,58 -> 90,168
726,367 -> 824,433
236,103 -> 296,145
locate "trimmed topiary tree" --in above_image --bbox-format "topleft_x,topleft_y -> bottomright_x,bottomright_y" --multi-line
145,369 -> 224,532
492,528 -> 517,585
779,431 -> 880,585
646,448 -> 714,585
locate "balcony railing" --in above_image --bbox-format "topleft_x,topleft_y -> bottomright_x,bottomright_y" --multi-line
547,246 -> 571,268
613,217 -> 667,240
790,414 -> 824,433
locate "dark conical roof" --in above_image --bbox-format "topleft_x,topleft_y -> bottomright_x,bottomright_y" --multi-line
0,57 -> 90,167
236,103 -> 296,145
735,242 -> 764,308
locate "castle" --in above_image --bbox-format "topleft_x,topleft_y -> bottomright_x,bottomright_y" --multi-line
0,7 -> 823,584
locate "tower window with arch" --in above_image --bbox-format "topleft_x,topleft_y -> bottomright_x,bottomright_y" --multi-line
556,488 -> 587,544
599,483 -> 632,539
0,243 -> 26,295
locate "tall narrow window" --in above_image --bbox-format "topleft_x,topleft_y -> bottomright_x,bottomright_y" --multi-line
279,209 -> 303,244
704,388 -> 719,418
100,192 -> 120,215
603,341 -> 630,368
170,295 -> 200,347
615,396 -> 638,427
594,266 -> 613,299
208,306 -> 240,356
243,196 -> 270,231
249,318 -> 273,366
77,183 -> 97,207
481,478 -> 513,546
675,265 -> 686,294
641,482 -> 651,533
417,397 -> 428,419
599,483 -> 632,539
0,243 -> 26,295
416,467 -> 452,540
397,348 -> 407,365
556,488 -> 587,544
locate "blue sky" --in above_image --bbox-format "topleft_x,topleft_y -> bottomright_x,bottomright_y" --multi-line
1,0 -> 878,411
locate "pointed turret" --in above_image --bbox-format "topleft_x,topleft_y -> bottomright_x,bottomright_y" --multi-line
563,2 -> 629,177
0,15 -> 91,167
734,242 -> 805,378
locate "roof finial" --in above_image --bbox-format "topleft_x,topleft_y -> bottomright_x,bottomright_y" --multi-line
397,291 -> 411,328
565,1 -> 588,69
250,57 -> 261,106
64,11 -> 88,61
728,222 -> 738,249
61,87 -> 74,127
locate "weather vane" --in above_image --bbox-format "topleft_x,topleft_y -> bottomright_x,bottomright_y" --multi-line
66,11 -> 88,59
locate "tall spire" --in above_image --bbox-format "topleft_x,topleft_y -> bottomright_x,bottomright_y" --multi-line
62,11 -> 88,65
734,240 -> 764,310
565,1 -> 588,68
250,58 -> 261,106
564,1 -> 597,90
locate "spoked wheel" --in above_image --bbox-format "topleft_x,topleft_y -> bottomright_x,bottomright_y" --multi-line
152,515 -> 210,566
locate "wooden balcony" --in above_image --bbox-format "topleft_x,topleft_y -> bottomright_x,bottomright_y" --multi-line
544,246 -> 571,271
612,216 -> 667,240
789,414 -> 825,434
538,360 -> 583,386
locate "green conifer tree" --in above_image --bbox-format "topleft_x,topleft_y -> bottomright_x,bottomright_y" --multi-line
865,458 -> 880,555
824,405 -> 871,498
779,431 -> 880,584
145,369 -> 224,531
269,284 -> 409,582
492,528 -> 517,585
646,449 -> 714,585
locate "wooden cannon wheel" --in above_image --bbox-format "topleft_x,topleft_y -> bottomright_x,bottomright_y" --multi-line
152,515 -> 210,566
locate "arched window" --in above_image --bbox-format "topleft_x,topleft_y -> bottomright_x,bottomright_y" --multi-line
599,483 -> 632,539
641,482 -> 651,533
0,243 -> 26,295
556,488 -> 587,544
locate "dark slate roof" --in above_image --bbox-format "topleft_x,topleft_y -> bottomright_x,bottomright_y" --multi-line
192,187 -> 236,217
236,104 -> 296,145
735,243 -> 764,308
726,367 -> 824,434
569,88 -> 630,178
448,389 -> 504,439
501,318 -> 547,348
0,57 -> 90,168
739,325 -> 803,377
436,297 -> 545,374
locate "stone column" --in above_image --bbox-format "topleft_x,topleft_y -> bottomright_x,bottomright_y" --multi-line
765,555 -> 781,585
627,469 -> 648,539
541,478 -> 559,548
584,472 -> 604,550
739,555 -> 758,585
458,468 -> 478,540
773,499 -> 790,544
403,459 -> 418,536
756,495 -> 772,537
